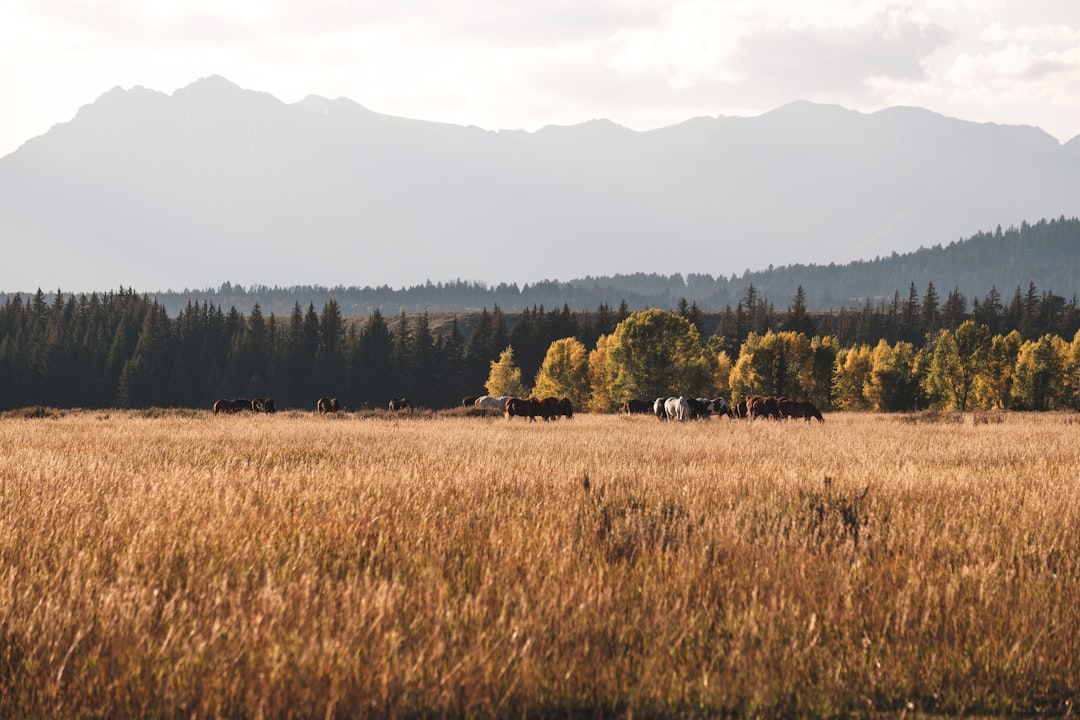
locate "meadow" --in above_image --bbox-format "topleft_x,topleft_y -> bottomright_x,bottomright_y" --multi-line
1,409 -> 1077,718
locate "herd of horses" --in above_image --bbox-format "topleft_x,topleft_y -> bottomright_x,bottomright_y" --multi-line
463,395 -> 574,421
625,395 -> 824,422
210,392 -> 821,422
212,397 -> 277,414
212,396 -> 412,414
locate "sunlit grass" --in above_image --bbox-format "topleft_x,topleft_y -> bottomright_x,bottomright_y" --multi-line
1,410 -> 1077,717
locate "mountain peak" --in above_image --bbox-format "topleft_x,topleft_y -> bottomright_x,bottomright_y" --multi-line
180,74 -> 243,94
1,77 -> 1078,293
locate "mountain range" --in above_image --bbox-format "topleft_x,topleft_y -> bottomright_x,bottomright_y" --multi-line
2,75 -> 1079,295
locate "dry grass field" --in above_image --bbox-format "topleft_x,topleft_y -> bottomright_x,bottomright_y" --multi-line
1,408 -> 1078,718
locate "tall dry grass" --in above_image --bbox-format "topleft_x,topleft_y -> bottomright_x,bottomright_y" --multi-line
1,409 -> 1077,717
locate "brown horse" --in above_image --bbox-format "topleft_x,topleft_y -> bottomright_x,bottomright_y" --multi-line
749,396 -> 781,420
540,396 -> 560,420
778,399 -> 824,422
624,399 -> 653,414
213,398 -> 250,414
506,397 -> 539,421
251,397 -> 277,413
558,397 -> 574,419
317,397 -> 340,413
389,397 -> 412,411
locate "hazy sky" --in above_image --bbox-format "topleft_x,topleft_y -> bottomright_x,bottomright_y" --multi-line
2,0 -> 1078,159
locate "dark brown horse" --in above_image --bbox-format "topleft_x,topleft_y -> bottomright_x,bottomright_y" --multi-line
750,396 -> 781,420
506,397 -> 539,421
251,397 -> 277,413
624,399 -> 653,414
317,397 -> 340,413
558,397 -> 574,419
213,398 -> 250,414
389,397 -> 412,411
540,396 -> 560,420
778,399 -> 824,422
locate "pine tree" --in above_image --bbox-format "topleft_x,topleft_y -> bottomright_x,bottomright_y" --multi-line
408,313 -> 437,405
941,287 -> 966,331
350,309 -> 394,409
921,281 -> 940,335
117,303 -> 173,408
782,286 -> 814,337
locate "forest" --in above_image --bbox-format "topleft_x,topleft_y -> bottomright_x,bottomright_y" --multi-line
6,215 -> 1072,317
3,272 -> 1079,413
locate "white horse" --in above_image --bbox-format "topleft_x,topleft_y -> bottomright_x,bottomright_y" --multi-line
665,396 -> 689,422
475,395 -> 509,411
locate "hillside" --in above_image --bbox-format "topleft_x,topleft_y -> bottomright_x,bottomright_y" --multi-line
8,215 -> 1062,316
2,76 -> 1078,295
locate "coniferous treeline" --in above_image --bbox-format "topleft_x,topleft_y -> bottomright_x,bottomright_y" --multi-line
3,277 -> 1079,411
0,289 -> 630,411
7,216 -> 1073,317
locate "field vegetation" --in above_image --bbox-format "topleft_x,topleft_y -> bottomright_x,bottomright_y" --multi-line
1,409 -> 1077,717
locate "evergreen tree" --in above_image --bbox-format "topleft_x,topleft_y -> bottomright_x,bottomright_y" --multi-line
350,309 -> 394,409
509,306 -> 547,385
390,311 -> 412,396
921,281 -> 940,336
1020,283 -> 1040,338
408,313 -> 438,406
314,300 -> 346,398
901,282 -> 920,343
281,302 -> 312,407
782,286 -> 814,337
977,285 -> 1003,334
940,287 -> 967,331
464,307 -> 495,390
437,317 -> 467,408
117,303 -> 173,408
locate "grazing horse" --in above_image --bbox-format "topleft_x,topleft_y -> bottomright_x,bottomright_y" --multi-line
702,397 -> 733,418
540,396 -> 560,421
475,396 -> 508,411
624,398 -> 653,414
389,397 -> 412,411
686,397 -> 710,420
251,397 -> 277,413
558,397 -> 573,419
462,395 -> 479,408
750,396 -> 781,420
317,397 -> 340,413
213,398 -> 249,414
665,396 -> 690,422
654,398 -> 668,420
505,397 -> 538,421
778,399 -> 824,422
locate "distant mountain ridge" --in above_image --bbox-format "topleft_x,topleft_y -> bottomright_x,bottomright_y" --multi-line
5,215 -> 1077,317
2,75 -> 1078,294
